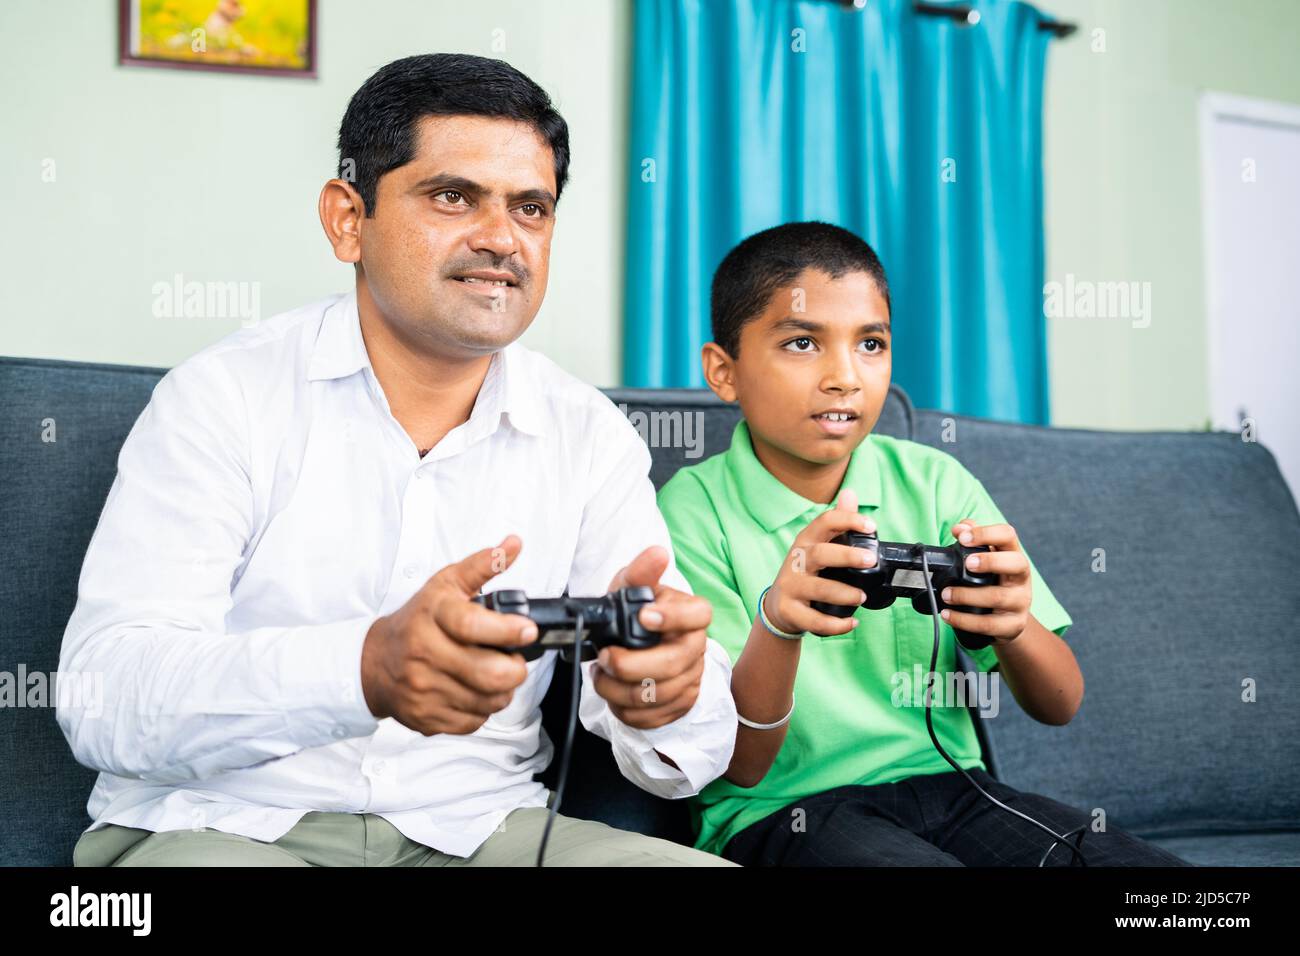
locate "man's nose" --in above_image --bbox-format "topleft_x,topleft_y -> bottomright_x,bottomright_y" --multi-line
467,203 -> 518,259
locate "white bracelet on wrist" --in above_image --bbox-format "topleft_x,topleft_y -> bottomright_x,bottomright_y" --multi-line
758,585 -> 805,640
737,693 -> 796,730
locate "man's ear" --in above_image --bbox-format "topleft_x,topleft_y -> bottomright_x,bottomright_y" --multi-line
701,342 -> 739,404
318,179 -> 365,264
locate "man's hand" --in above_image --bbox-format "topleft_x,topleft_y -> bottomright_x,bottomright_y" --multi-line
940,519 -> 1032,645
764,488 -> 877,637
590,546 -> 712,731
360,534 -> 539,736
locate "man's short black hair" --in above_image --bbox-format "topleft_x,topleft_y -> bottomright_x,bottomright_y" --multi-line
337,53 -> 570,217
710,221 -> 891,358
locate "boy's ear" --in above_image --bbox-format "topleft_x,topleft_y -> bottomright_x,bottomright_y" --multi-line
701,342 -> 738,404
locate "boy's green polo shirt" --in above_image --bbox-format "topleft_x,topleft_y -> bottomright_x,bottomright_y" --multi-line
657,420 -> 1072,856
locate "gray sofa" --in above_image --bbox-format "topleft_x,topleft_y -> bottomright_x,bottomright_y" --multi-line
3,355 -> 1298,866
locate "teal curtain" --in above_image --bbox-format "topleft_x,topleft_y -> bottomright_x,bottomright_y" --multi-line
624,0 -> 1053,423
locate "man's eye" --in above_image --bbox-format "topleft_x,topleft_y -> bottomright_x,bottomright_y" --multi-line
784,337 -> 815,352
435,190 -> 466,205
861,338 -> 886,353
519,203 -> 543,218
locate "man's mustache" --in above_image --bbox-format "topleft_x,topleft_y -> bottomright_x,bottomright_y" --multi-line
443,258 -> 528,286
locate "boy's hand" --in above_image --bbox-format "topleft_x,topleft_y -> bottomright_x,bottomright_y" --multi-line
764,489 -> 877,637
940,520 -> 1032,645
591,546 -> 712,731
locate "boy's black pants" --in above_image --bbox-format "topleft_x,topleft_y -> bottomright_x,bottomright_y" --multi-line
722,769 -> 1191,866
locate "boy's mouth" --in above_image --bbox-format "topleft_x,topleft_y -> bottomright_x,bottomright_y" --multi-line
811,408 -> 860,437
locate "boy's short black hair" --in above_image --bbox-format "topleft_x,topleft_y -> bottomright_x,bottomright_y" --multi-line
337,53 -> 570,218
710,221 -> 891,358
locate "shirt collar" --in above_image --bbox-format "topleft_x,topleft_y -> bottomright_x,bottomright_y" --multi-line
307,290 -> 546,438
725,419 -> 882,532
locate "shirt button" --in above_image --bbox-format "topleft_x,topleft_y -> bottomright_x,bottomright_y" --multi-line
331,725 -> 347,740
372,760 -> 387,775
415,470 -> 426,480
403,564 -> 418,579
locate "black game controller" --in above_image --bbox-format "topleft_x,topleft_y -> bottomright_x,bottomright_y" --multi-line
472,587 -> 661,661
810,531 -> 998,650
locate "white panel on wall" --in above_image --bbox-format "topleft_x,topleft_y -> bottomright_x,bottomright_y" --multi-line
1200,92 -> 1300,498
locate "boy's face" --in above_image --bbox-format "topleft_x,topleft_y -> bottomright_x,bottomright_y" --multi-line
703,267 -> 891,468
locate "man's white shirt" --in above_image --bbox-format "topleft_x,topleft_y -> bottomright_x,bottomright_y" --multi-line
56,290 -> 736,857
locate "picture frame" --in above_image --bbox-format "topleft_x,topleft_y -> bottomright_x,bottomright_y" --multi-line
118,0 -> 317,79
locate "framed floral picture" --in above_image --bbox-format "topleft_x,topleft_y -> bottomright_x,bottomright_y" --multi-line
118,0 -> 317,78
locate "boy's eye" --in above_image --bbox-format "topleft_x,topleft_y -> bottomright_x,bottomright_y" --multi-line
783,336 -> 886,353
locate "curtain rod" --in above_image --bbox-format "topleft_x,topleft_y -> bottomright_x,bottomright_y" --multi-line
834,1 -> 1078,38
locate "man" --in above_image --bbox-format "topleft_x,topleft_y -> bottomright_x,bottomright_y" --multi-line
59,53 -> 736,867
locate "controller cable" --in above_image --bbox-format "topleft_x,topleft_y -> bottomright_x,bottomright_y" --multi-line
918,549 -> 1089,866
535,610 -> 585,867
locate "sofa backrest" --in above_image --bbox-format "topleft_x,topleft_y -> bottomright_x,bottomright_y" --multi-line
904,409 -> 1300,838
6,353 -> 1298,864
2,358 -> 169,866
0,354 -> 913,862
597,391 -> 1300,840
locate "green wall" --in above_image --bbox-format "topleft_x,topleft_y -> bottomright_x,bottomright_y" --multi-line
4,0 -> 1298,428
1037,0 -> 1300,429
0,0 -> 630,386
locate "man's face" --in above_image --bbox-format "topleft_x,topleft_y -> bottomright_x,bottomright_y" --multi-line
357,114 -> 557,358
723,268 -> 892,467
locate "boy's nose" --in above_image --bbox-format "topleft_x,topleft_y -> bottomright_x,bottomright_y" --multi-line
819,356 -> 861,394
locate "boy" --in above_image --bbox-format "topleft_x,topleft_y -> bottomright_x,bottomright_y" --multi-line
657,221 -> 1188,866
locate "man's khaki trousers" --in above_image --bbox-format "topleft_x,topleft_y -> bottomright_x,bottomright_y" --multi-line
73,801 -> 736,867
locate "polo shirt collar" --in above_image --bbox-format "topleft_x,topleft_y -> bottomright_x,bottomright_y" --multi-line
726,419 -> 881,532
307,290 -> 546,438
